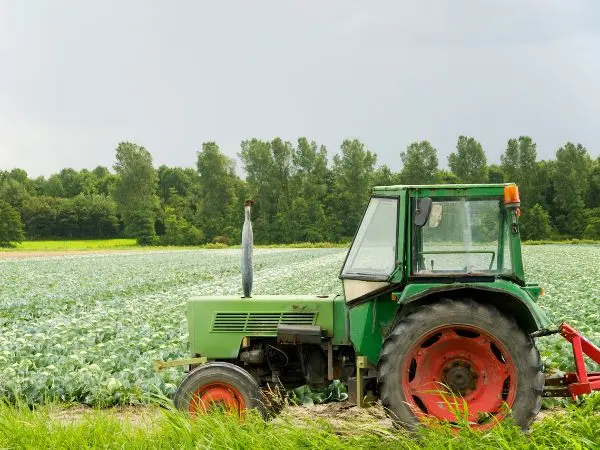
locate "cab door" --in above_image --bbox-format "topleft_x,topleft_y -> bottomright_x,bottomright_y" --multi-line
339,195 -> 400,303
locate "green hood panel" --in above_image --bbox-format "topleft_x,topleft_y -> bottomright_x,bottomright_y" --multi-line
187,294 -> 341,359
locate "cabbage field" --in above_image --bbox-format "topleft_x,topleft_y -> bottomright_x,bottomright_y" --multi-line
0,245 -> 599,407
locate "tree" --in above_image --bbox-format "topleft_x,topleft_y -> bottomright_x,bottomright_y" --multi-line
0,178 -> 30,207
531,160 -> 555,215
501,137 -> 538,208
0,200 -> 25,247
438,170 -> 459,184
287,137 -> 330,242
160,206 -> 204,246
58,168 -> 84,197
239,138 -> 297,243
197,142 -> 239,243
520,204 -> 551,240
586,157 -> 600,209
331,139 -> 377,239
20,196 -> 57,238
72,194 -> 119,238
583,208 -> 600,240
372,165 -> 402,187
400,141 -> 439,184
487,165 -> 504,183
448,136 -> 488,183
552,142 -> 591,237
112,142 -> 159,244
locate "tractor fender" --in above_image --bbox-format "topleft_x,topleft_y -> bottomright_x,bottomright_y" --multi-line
393,280 -> 553,334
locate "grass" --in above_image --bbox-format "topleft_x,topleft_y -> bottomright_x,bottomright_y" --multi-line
1,239 -> 349,252
7,239 -> 139,251
0,395 -> 598,450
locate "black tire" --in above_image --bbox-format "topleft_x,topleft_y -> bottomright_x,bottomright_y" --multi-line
378,298 -> 544,431
173,361 -> 266,418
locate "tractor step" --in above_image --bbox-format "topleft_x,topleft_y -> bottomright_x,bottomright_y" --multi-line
542,323 -> 600,399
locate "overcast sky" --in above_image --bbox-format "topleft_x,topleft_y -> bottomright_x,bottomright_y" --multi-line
1,1 -> 599,178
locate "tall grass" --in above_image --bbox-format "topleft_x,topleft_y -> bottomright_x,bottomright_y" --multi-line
0,394 -> 598,449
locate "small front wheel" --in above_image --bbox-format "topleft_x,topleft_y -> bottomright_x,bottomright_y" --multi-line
173,361 -> 265,418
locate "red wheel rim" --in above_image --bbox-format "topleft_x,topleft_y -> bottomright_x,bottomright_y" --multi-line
189,382 -> 246,416
401,325 -> 517,428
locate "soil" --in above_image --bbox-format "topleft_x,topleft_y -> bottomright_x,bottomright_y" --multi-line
45,401 -> 569,433
48,404 -> 164,429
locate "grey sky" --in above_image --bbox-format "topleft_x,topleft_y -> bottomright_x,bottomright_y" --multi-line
1,1 -> 599,178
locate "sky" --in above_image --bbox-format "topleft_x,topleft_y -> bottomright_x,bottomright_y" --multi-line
1,0 -> 600,178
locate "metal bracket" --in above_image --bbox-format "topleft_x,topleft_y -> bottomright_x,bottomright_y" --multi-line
356,355 -> 368,407
153,356 -> 207,372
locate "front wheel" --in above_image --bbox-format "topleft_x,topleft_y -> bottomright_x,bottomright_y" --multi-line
378,299 -> 544,430
173,361 -> 265,418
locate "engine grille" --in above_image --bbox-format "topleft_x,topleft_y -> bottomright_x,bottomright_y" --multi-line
211,312 -> 317,333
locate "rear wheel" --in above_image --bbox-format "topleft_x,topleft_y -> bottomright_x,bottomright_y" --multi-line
378,299 -> 543,430
174,362 -> 265,418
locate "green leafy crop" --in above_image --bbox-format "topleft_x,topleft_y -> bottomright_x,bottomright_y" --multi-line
0,245 -> 598,407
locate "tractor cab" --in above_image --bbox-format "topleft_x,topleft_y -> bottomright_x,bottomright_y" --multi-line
340,183 -> 524,303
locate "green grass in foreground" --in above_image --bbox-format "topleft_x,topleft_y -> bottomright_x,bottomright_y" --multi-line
0,395 -> 598,450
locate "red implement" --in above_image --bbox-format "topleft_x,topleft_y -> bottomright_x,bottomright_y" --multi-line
543,323 -> 600,399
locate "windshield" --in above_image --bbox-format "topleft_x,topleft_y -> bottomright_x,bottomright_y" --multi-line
341,197 -> 398,279
412,197 -> 512,275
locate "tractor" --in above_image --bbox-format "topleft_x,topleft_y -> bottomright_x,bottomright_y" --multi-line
155,183 -> 600,430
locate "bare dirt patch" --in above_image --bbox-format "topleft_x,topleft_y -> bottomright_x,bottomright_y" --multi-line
45,401 -> 569,434
48,404 -> 163,428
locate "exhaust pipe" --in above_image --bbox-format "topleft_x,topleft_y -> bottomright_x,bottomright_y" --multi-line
242,200 -> 254,298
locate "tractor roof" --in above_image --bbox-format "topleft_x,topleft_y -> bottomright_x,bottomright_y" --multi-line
372,183 -> 514,196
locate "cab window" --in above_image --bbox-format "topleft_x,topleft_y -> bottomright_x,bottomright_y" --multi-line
341,197 -> 398,279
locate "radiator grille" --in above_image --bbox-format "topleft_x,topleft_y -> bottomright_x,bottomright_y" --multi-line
211,312 -> 316,333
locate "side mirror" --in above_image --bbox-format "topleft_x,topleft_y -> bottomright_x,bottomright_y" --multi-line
414,197 -> 432,227
428,203 -> 443,228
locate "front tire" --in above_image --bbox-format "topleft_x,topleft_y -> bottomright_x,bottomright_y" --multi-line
378,299 -> 543,430
174,361 -> 266,418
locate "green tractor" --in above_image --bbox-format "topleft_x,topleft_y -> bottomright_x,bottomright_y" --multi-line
156,183 -> 600,430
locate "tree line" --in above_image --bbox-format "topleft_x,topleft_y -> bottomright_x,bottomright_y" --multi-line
1,135 -> 599,247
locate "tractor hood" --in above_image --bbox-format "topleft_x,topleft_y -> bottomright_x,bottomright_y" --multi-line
186,294 -> 348,359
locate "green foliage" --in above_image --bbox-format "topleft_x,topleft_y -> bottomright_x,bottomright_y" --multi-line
583,208 -> 600,239
552,142 -> 591,237
20,195 -> 119,239
487,164 -> 504,183
289,380 -> 348,405
520,204 -> 552,241
113,142 -> 160,240
160,208 -> 204,246
0,200 -> 25,247
2,135 -> 600,244
501,137 -> 539,208
586,157 -> 600,208
331,139 -> 377,239
448,136 -> 488,183
129,211 -> 158,246
400,140 -> 439,184
196,142 -> 239,243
